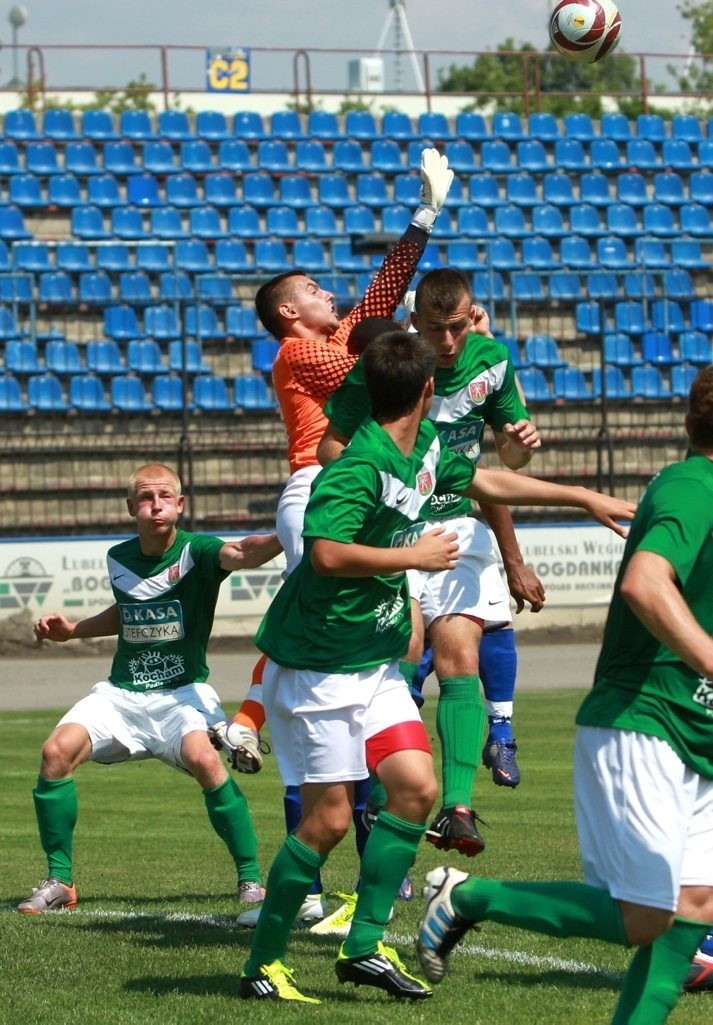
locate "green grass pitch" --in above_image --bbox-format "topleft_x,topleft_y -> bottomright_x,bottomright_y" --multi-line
0,690 -> 708,1024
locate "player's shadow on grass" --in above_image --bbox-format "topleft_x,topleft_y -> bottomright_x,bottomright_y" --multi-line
56,915 -> 256,951
467,966 -> 623,993
124,973 -> 400,1004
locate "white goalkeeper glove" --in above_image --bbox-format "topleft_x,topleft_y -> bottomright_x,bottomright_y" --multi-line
209,720 -> 264,774
411,147 -> 454,232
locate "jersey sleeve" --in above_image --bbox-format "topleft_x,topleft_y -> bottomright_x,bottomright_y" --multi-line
487,355 -> 531,432
303,458 -> 381,545
190,534 -> 231,584
323,360 -> 370,439
635,475 -> 713,587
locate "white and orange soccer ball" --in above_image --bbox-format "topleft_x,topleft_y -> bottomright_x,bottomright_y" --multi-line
549,0 -> 622,64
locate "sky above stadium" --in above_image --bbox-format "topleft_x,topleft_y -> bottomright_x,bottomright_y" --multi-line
5,0 -> 689,93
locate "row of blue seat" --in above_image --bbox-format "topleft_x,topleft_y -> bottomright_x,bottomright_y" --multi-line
520,362 -> 700,404
505,329 -> 712,370
0,370 -> 277,413
3,108 -> 713,146
575,298 -> 713,336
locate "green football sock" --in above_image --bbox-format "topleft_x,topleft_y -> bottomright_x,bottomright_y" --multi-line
436,675 -> 485,808
611,917 -> 708,1025
33,776 -> 78,886
343,810 -> 424,958
244,833 -> 326,974
452,878 -> 628,945
203,777 -> 261,885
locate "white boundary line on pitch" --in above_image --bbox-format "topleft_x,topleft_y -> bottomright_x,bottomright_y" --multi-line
4,906 -> 622,982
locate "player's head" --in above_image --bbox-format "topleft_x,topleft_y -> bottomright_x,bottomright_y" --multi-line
126,464 -> 184,545
686,365 -> 713,451
255,270 -> 338,341
347,316 -> 401,356
411,268 -> 478,369
362,330 -> 435,423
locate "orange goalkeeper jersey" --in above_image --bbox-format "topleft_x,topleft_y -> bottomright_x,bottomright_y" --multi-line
272,229 -> 426,474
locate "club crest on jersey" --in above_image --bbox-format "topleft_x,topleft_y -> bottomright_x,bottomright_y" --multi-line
168,563 -> 180,583
416,470 -> 433,496
468,378 -> 488,404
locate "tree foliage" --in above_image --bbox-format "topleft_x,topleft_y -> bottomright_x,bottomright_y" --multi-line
670,0 -> 713,103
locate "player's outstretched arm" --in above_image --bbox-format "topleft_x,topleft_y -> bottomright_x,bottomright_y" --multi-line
34,604 -> 120,644
219,532 -> 283,571
466,469 -> 636,538
311,526 -> 459,577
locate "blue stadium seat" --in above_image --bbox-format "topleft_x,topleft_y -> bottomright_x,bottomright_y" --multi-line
69,374 -> 110,412
332,139 -> 367,173
553,366 -> 593,401
445,240 -> 480,272
564,112 -> 596,141
381,111 -> 416,140
217,139 -> 253,172
662,267 -> 695,301
679,330 -> 712,365
623,270 -> 656,298
455,111 -> 489,141
671,363 -> 699,398
87,173 -> 126,208
251,337 -> 280,373
307,110 -> 342,141
81,109 -> 119,141
111,206 -> 149,240
136,242 -> 173,273
45,339 -> 84,375
65,141 -> 101,177
141,140 -> 177,175
441,140 -> 476,174
151,375 -> 186,412
118,270 -> 151,303
642,202 -> 677,237
575,300 -> 601,334
570,203 -> 604,237
370,138 -> 404,173
391,172 -> 420,207
661,138 -> 696,172
318,173 -> 354,209
691,299 -> 713,332
43,108 -> 80,142
542,172 -> 575,207
103,305 -> 142,341
600,112 -> 632,142
517,366 -> 551,403
516,140 -> 549,173
266,204 -> 303,237
671,113 -> 703,143
493,111 -> 527,141
636,113 -> 667,144
523,334 -> 566,367
494,204 -> 530,237
580,172 -> 613,207
293,238 -> 330,273
270,110 -> 305,140
127,338 -> 166,375
590,138 -> 623,172
193,374 -> 232,411
381,204 -> 411,234
472,269 -> 506,303
481,140 -> 514,173
487,238 -> 520,270
591,365 -> 631,399
167,340 -> 209,374
457,206 -> 492,238
96,242 -> 132,274
4,109 -> 40,141
257,139 -> 291,173
345,110 -> 378,140
175,239 -> 212,273
594,236 -> 626,270
150,206 -> 188,240
653,171 -> 686,206
641,331 -> 679,365
86,339 -> 125,374
528,111 -> 560,143
196,110 -> 231,142
330,240 -> 370,272
616,172 -> 648,206
214,239 -> 251,273
203,172 -> 239,208
112,374 -> 153,412
631,364 -> 670,399
144,304 -> 181,340
39,270 -> 75,306
506,172 -> 538,207
356,173 -> 390,208
680,202 -> 712,237
157,109 -> 191,141
165,172 -> 202,208
227,204 -> 266,239
633,238 -> 669,269
190,206 -> 228,239
233,111 -> 267,141
158,269 -> 193,300
625,138 -> 658,171
650,299 -> 684,335
295,139 -> 329,173
279,175 -> 313,209
553,137 -> 587,172
5,339 -> 40,373
28,373 -> 68,412
670,239 -> 708,270
689,169 -> 713,204
78,270 -> 113,306
305,204 -> 339,238
603,333 -> 643,367
185,304 -> 225,340
531,205 -> 566,238
522,235 -> 559,269
48,174 -> 83,209
120,110 -> 156,141
588,270 -> 619,300
0,374 -> 26,412
103,141 -> 139,175
605,203 -> 639,237
468,175 -> 502,208
417,111 -> 454,140
561,235 -> 594,269
127,173 -> 164,208
549,270 -> 582,302
13,241 -> 52,273
511,271 -> 545,302
614,300 -> 646,335
226,305 -> 263,339
233,374 -> 276,411
9,174 -> 47,209
195,272 -> 233,303
0,140 -> 21,176
243,171 -> 277,208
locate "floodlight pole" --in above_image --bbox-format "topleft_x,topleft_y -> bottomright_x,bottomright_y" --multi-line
374,0 -> 425,93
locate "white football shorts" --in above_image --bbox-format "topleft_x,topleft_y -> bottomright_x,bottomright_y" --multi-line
261,657 -> 422,786
574,726 -> 713,910
407,516 -> 511,629
275,465 -> 321,577
57,680 -> 225,772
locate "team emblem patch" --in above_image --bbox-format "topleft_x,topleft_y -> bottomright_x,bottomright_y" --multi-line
168,563 -> 180,583
416,470 -> 433,496
469,378 -> 487,404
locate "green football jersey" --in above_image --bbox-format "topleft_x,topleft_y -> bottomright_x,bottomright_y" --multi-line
107,529 -> 228,692
323,332 -> 528,520
255,417 -> 474,673
577,453 -> 713,779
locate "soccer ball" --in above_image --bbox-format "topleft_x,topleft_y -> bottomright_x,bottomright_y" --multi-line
549,0 -> 622,64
